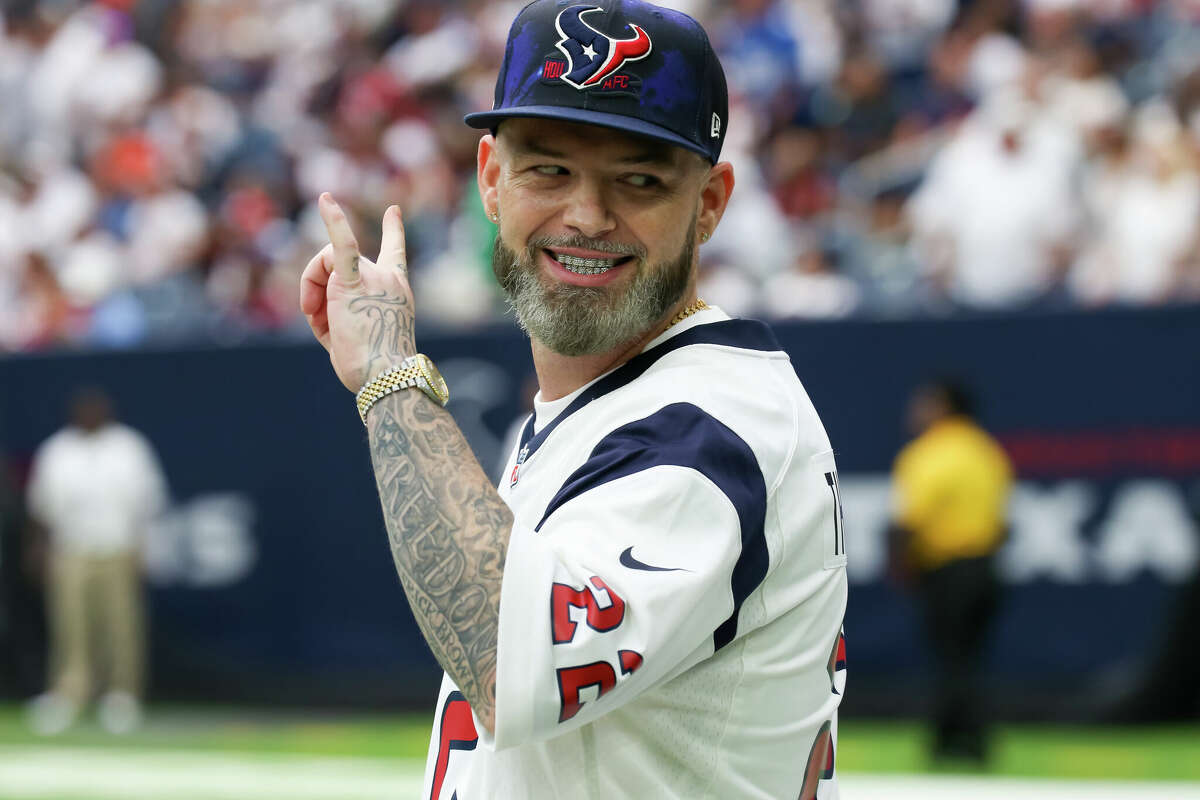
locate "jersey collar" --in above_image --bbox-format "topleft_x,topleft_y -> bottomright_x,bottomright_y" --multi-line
514,314 -> 783,470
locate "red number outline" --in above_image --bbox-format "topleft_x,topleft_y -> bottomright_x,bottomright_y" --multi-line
551,575 -> 626,644
797,720 -> 834,800
429,691 -> 477,800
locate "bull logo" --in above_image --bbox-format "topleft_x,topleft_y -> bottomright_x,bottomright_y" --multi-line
554,5 -> 652,90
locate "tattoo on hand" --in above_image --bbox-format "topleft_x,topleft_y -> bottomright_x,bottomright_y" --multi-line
367,391 -> 512,730
349,292 -> 415,378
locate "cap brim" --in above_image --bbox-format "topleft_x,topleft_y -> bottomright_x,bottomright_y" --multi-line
464,105 -> 715,163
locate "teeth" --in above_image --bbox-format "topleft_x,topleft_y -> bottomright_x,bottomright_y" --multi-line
554,252 -> 621,275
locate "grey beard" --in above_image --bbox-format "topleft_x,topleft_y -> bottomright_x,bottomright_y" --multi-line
493,230 -> 694,357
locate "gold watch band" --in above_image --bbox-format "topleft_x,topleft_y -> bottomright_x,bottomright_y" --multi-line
355,354 -> 448,425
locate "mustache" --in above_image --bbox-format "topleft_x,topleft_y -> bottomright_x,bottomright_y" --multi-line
526,234 -> 646,260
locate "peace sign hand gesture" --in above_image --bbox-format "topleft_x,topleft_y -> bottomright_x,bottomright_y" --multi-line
300,193 -> 415,392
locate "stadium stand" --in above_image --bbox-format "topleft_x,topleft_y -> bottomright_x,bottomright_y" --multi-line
0,0 -> 1198,352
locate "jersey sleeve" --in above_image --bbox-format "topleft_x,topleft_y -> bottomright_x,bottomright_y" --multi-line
486,402 -> 769,750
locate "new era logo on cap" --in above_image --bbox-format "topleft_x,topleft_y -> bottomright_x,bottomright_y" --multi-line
464,0 -> 729,164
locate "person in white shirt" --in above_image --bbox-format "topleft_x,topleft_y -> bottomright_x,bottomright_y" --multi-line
299,2 -> 848,797
26,387 -> 166,735
908,87 -> 1081,309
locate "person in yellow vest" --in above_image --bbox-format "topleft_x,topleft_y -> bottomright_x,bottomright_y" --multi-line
890,379 -> 1013,764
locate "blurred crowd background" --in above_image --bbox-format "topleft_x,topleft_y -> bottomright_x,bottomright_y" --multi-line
2,0 -> 1200,352
1,1 -> 1199,758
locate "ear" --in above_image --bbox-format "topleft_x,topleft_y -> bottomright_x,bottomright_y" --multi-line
696,161 -> 735,242
477,134 -> 501,218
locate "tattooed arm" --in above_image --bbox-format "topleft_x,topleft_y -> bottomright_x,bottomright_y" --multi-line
368,390 -> 512,732
299,195 -> 511,732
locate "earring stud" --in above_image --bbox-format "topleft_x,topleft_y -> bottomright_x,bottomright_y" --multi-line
700,232 -> 709,242
491,212 -> 499,222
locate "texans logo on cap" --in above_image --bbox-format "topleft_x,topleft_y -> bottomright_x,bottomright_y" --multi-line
553,5 -> 653,90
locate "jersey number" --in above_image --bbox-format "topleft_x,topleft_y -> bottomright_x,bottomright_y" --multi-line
551,576 -> 643,722
825,471 -> 846,562
551,576 -> 626,643
429,691 -> 477,800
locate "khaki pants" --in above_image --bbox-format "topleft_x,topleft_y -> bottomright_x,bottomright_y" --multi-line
47,551 -> 144,704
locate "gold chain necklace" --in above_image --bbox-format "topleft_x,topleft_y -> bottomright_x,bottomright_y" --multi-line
667,299 -> 708,329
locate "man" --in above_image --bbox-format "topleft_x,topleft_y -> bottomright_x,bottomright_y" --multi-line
300,2 -> 848,796
25,388 -> 166,735
889,380 -> 1012,764
906,88 -> 1079,310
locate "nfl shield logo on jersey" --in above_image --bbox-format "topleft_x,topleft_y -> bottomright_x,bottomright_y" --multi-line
510,445 -> 530,488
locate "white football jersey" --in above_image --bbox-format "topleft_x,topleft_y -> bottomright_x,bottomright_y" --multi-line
422,308 -> 848,800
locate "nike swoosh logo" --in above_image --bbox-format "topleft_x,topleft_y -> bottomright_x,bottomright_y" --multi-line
619,546 -> 689,573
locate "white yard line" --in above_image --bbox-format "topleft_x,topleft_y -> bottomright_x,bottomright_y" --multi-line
840,774 -> 1200,800
0,746 -> 423,800
1,746 -> 1198,800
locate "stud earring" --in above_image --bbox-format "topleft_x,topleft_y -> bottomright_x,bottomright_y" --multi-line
700,232 -> 709,242
490,212 -> 499,223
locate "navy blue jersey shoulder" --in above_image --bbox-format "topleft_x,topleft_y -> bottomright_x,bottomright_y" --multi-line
535,401 -> 770,651
517,318 -> 783,462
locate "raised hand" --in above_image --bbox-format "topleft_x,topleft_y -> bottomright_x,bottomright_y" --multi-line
300,201 -> 509,736
299,193 -> 415,392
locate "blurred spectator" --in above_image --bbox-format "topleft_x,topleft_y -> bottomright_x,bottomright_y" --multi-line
3,252 -> 79,350
761,234 -> 860,318
1071,100 -> 1200,304
25,388 -> 166,735
841,189 -> 936,316
713,0 -> 841,122
696,257 -> 761,318
814,50 -> 904,163
889,379 -> 1013,764
1039,35 -> 1129,139
907,87 -> 1082,309
856,0 -> 957,76
768,127 -> 838,221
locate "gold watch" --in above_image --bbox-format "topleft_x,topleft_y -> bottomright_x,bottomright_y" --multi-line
355,354 -> 450,424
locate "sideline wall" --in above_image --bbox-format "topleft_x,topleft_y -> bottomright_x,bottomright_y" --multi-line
1,307 -> 1196,717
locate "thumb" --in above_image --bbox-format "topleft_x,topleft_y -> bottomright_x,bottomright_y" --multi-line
378,205 -> 408,275
318,193 -> 364,289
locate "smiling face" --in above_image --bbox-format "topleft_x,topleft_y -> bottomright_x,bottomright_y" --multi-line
477,118 -> 733,356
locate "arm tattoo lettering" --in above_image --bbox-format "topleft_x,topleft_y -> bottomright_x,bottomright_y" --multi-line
367,390 -> 512,732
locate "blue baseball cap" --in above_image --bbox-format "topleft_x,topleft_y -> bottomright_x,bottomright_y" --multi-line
464,0 -> 729,164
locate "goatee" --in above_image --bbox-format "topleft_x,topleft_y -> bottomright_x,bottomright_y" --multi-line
493,226 -> 694,357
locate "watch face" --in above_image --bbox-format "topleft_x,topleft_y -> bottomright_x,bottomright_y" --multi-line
417,355 -> 450,404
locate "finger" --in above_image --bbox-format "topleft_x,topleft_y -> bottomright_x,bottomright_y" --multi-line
318,193 -> 362,285
305,309 -> 330,351
300,245 -> 332,351
300,244 -> 334,315
378,205 -> 408,273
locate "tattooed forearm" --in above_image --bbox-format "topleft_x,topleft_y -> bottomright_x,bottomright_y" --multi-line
368,389 -> 512,732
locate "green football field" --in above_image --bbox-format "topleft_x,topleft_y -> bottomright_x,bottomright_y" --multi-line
0,705 -> 1196,799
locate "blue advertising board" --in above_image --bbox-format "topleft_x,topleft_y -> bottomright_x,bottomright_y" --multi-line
1,306 -> 1197,717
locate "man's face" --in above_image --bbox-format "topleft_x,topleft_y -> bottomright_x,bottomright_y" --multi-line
906,387 -> 950,436
487,118 -> 709,356
70,392 -> 112,433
